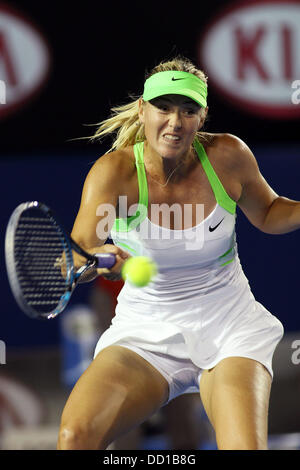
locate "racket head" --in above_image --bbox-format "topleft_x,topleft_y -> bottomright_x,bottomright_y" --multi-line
5,201 -> 75,320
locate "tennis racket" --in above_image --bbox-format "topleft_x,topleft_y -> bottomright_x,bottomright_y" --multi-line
5,201 -> 117,320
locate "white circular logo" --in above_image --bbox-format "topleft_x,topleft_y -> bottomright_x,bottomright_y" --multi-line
199,0 -> 300,119
0,4 -> 51,119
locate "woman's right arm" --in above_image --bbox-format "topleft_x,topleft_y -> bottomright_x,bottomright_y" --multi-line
71,151 -> 131,280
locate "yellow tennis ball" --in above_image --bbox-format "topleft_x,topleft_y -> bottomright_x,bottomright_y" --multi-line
122,256 -> 157,287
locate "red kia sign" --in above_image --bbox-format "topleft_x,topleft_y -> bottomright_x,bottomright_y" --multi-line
0,3 -> 50,120
199,0 -> 300,119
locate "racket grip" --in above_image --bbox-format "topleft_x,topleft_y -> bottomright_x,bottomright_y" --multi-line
94,253 -> 116,269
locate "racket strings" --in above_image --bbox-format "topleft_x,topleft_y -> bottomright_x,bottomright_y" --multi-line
13,209 -> 72,314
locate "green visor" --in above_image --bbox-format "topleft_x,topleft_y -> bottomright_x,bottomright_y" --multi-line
143,70 -> 207,108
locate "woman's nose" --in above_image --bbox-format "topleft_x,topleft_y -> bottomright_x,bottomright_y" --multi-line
168,110 -> 182,129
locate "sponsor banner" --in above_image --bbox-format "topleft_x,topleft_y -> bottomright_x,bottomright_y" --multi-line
0,3 -> 51,119
199,0 -> 300,119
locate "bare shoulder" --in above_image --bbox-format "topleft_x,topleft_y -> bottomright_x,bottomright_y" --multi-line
85,147 -> 136,192
204,132 -> 258,177
89,147 -> 135,178
204,132 -> 252,158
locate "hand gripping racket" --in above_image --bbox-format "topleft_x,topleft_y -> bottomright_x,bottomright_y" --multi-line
5,201 -> 116,320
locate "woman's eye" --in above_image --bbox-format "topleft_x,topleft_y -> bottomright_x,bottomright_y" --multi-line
184,108 -> 196,115
158,105 -> 169,112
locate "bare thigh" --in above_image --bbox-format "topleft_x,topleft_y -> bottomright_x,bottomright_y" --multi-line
58,345 -> 169,450
199,357 -> 272,450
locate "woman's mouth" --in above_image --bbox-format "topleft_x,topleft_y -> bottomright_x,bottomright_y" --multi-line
163,134 -> 181,143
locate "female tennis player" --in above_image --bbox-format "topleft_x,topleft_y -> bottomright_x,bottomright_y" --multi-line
57,56 -> 293,450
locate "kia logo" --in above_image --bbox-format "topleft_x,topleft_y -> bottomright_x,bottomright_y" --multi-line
0,4 -> 51,120
198,0 -> 300,119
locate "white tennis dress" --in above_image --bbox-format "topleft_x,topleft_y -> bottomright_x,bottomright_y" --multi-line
94,139 -> 284,400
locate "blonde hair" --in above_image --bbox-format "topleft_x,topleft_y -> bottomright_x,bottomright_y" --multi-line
90,56 -> 209,152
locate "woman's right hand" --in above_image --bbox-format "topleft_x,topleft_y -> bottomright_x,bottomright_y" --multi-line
72,243 -> 131,283
90,243 -> 131,276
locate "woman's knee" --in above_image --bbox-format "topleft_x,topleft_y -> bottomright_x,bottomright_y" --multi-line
216,431 -> 268,450
58,383 -> 129,450
58,423 -> 88,450
58,420 -> 108,450
58,387 -> 127,450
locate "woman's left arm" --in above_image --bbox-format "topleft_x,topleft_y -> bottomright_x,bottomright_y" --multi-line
235,137 -> 300,234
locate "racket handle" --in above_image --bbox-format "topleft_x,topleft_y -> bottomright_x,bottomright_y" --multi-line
94,253 -> 116,269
